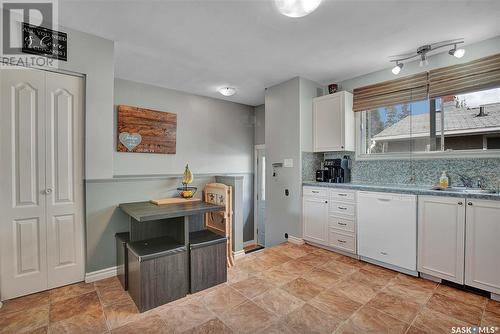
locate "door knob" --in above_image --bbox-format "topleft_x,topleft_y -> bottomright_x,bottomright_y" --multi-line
458,202 -> 463,206
467,202 -> 473,206
45,188 -> 53,194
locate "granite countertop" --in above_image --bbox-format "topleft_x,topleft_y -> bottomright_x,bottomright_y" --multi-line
303,181 -> 500,201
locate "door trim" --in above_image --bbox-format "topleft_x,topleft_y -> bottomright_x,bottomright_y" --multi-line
254,144 -> 265,245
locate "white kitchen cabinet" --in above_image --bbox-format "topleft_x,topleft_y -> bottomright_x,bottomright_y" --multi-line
465,199 -> 500,294
313,91 -> 354,152
418,196 -> 465,284
358,192 -> 417,272
303,190 -> 328,246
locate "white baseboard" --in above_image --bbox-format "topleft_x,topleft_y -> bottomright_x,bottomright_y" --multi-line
233,250 -> 245,259
287,235 -> 304,245
85,266 -> 117,283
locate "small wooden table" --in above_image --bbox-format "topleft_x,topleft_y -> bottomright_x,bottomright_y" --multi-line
119,201 -> 225,244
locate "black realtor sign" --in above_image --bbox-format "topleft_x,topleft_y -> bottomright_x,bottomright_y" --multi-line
22,23 -> 67,61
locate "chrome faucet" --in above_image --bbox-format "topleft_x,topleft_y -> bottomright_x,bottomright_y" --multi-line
455,173 -> 473,188
476,176 -> 487,189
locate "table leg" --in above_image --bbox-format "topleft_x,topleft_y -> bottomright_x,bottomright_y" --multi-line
184,215 -> 191,292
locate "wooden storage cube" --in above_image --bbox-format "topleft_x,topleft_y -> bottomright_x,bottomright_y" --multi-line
189,230 -> 227,293
115,232 -> 130,290
127,237 -> 188,312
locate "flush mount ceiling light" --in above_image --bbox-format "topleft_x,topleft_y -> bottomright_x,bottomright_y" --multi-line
389,39 -> 465,75
274,0 -> 322,18
218,87 -> 236,96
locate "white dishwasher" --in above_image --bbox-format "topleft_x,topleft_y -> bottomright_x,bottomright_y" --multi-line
357,191 -> 417,273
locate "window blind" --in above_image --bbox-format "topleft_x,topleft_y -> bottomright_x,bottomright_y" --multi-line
352,73 -> 428,112
428,53 -> 500,98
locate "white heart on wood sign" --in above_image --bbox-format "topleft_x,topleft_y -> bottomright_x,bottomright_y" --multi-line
119,132 -> 142,151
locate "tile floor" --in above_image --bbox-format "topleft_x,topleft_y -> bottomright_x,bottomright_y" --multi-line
1,242 -> 499,334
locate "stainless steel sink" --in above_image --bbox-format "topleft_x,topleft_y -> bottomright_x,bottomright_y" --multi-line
432,187 -> 497,194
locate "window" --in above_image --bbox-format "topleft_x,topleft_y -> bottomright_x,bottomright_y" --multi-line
360,86 -> 500,156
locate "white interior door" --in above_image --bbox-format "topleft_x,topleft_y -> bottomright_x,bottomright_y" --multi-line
0,66 -> 84,300
255,147 -> 266,246
45,71 -> 84,288
1,66 -> 49,299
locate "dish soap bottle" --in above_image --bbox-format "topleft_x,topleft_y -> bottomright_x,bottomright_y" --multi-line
439,171 -> 449,189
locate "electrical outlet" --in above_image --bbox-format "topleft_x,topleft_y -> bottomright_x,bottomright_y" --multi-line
285,233 -> 288,239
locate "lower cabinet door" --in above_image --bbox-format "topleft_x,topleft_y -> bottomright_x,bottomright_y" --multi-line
418,196 -> 465,284
303,197 -> 328,245
465,199 -> 500,294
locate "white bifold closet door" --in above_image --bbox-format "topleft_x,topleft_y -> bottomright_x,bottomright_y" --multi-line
0,66 -> 84,300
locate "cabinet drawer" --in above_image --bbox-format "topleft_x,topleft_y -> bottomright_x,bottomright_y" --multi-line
329,230 -> 356,253
330,190 -> 355,202
329,216 -> 355,233
329,201 -> 355,217
303,187 -> 328,198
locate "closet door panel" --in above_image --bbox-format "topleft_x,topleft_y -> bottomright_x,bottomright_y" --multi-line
0,66 -> 48,300
45,71 -> 85,288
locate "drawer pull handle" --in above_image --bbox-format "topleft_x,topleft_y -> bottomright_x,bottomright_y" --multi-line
312,190 -> 320,193
338,222 -> 347,226
337,239 -> 346,243
377,198 -> 391,202
338,206 -> 347,210
338,194 -> 348,197
380,251 -> 388,255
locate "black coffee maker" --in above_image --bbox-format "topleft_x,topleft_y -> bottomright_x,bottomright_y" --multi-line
323,156 -> 351,183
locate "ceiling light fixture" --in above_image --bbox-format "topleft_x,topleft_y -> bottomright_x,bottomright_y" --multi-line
449,45 -> 465,58
274,0 -> 322,18
218,87 -> 236,97
389,39 -> 465,75
392,62 -> 403,75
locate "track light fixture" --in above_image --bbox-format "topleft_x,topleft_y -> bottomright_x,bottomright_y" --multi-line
389,39 -> 465,75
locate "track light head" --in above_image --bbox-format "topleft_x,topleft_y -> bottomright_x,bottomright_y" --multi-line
392,62 -> 403,75
449,45 -> 465,58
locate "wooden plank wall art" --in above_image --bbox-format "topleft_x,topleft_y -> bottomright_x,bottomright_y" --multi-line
117,105 -> 177,154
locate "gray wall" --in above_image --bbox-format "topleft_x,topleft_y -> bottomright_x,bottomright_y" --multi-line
113,79 -> 254,176
84,79 -> 256,272
339,36 -> 500,93
264,77 -> 322,246
254,104 -> 265,145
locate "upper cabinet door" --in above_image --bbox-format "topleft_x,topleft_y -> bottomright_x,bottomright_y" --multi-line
418,196 -> 466,284
313,91 -> 354,152
465,199 -> 500,294
0,66 -> 49,300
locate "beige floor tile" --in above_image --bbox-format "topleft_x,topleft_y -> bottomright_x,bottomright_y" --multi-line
252,288 -> 305,317
284,303 -> 342,334
226,267 -> 249,284
330,277 -> 380,304
0,291 -> 49,316
277,246 -> 310,259
103,298 -> 143,330
482,310 -> 500,327
486,299 -> 500,316
434,284 -> 488,308
312,247 -> 341,259
383,280 -> 434,305
157,297 -> 215,333
256,321 -> 296,334
219,301 -> 276,334
201,285 -> 248,314
320,260 -> 358,276
361,262 -> 398,280
182,318 -> 233,334
0,305 -> 49,334
95,278 -> 131,307
229,277 -> 273,299
112,314 -> 170,334
24,326 -> 49,334
412,307 -> 471,334
302,267 -> 341,288
282,278 -> 322,301
348,269 -> 392,289
335,255 -> 366,268
276,259 -> 315,275
296,252 -> 331,267
49,282 -> 96,304
49,312 -> 108,334
309,289 -> 361,320
405,326 -> 430,334
427,293 -> 483,325
365,291 -> 421,324
49,291 -> 103,323
393,273 -> 438,291
339,306 -> 408,334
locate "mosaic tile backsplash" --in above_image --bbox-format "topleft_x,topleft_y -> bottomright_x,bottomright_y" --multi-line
302,151 -> 500,191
